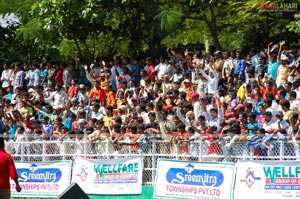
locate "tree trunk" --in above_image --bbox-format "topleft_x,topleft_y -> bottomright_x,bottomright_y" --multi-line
264,13 -> 270,44
207,4 -> 222,51
74,37 -> 83,59
207,22 -> 222,51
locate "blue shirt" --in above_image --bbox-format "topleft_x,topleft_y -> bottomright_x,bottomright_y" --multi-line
267,61 -> 280,80
251,55 -> 258,67
40,69 -> 48,87
8,125 -> 17,140
7,93 -> 14,100
234,59 -> 246,76
133,64 -> 142,84
247,122 -> 261,135
0,120 -> 6,134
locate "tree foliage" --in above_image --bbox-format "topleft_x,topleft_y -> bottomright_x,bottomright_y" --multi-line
0,0 -> 299,62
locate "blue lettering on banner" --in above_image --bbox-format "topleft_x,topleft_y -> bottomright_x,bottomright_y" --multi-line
18,164 -> 61,183
166,163 -> 224,187
265,185 -> 300,190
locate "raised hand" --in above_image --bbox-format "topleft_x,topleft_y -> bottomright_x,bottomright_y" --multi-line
279,40 -> 286,46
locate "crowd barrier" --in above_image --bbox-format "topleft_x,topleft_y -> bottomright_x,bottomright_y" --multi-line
7,140 -> 300,186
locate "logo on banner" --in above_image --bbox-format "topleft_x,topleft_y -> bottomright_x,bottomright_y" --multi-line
166,163 -> 224,187
18,164 -> 62,183
240,167 -> 261,188
93,162 -> 139,184
263,166 -> 300,185
76,165 -> 89,182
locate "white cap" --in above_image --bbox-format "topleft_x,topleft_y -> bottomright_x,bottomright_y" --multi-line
78,119 -> 85,124
183,79 -> 190,83
28,88 -> 35,93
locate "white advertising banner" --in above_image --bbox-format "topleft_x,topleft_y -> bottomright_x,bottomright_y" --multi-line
154,159 -> 235,199
11,161 -> 72,197
235,161 -> 300,199
72,157 -> 143,194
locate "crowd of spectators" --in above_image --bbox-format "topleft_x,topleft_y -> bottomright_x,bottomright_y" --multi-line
1,41 -> 300,160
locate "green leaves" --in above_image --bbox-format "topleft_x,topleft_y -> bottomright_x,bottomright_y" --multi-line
156,4 -> 184,32
286,14 -> 300,33
0,0 -> 298,62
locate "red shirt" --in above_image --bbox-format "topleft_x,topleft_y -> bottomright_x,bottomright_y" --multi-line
204,131 -> 221,154
147,65 -> 155,82
0,148 -> 18,189
131,133 -> 141,152
54,69 -> 63,85
261,88 -> 277,100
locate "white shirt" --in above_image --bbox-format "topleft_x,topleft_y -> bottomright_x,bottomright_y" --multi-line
222,58 -> 234,78
193,101 -> 200,119
293,87 -> 300,99
34,69 -> 40,87
45,90 -> 68,107
290,99 -> 300,112
272,120 -> 289,131
155,63 -> 173,80
200,69 -> 218,94
263,121 -> 275,132
1,69 -> 12,88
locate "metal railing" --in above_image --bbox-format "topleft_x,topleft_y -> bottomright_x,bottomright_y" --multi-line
7,140 -> 300,185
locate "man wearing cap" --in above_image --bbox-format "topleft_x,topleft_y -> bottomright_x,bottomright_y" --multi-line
77,84 -> 88,106
77,119 -> 86,131
276,55 -> 289,87
224,112 -> 236,124
183,80 -> 194,104
199,65 -> 218,95
234,104 -> 244,115
69,97 -> 80,115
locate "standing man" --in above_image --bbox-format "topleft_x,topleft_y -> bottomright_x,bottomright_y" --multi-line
233,51 -> 246,80
0,137 -> 22,199
13,63 -> 24,92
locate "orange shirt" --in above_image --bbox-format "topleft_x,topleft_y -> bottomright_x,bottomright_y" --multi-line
106,91 -> 116,106
67,85 -> 78,98
100,81 -> 109,89
89,87 -> 106,106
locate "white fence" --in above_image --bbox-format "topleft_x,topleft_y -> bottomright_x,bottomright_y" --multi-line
7,140 -> 300,185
